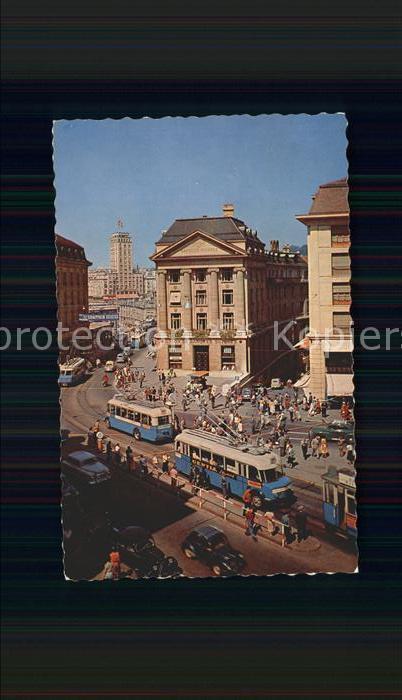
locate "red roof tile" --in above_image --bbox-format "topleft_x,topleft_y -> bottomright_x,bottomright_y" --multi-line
309,178 -> 349,215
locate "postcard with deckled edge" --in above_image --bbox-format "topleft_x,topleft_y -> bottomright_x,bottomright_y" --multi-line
54,115 -> 357,580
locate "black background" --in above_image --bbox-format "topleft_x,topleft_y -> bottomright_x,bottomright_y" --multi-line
2,2 -> 402,697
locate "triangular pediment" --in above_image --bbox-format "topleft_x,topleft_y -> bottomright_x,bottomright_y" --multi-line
151,230 -> 244,261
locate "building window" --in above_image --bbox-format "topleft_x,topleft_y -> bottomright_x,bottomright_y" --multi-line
333,312 -> 352,333
169,270 -> 181,283
333,283 -> 351,305
170,313 -> 181,330
222,312 -> 234,330
195,269 -> 206,282
170,291 -> 181,305
325,352 -> 353,374
332,254 -> 350,278
196,313 -> 207,330
221,345 -> 235,369
168,345 -> 182,369
221,268 -> 233,282
222,289 -> 233,305
196,290 -> 207,305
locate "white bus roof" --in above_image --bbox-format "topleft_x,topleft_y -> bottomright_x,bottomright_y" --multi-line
108,396 -> 171,418
175,429 -> 280,471
59,357 -> 86,371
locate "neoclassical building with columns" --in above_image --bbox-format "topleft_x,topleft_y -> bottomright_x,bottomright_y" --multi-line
150,204 -> 307,378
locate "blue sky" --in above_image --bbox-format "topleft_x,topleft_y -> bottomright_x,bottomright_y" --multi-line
53,115 -> 347,267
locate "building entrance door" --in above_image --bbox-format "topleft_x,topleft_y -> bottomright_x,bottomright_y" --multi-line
194,346 -> 209,371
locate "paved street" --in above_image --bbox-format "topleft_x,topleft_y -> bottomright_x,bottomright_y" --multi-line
61,347 -> 354,488
60,354 -> 357,579
62,435 -> 356,580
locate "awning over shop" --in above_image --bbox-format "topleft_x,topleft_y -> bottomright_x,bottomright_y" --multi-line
294,373 -> 310,388
294,338 -> 310,350
326,373 -> 354,397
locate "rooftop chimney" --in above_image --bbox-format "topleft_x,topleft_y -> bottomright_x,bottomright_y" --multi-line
222,203 -> 235,218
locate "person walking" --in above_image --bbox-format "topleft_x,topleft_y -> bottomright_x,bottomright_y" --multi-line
295,505 -> 308,543
279,434 -> 286,458
125,444 -> 133,471
113,443 -> 121,468
169,465 -> 178,492
265,509 -> 279,537
346,442 -> 355,464
310,436 -> 320,458
162,453 -> 169,473
244,507 -> 257,539
221,474 -> 229,500
151,455 -> 159,472
286,443 -> 297,469
138,454 -> 148,478
109,550 -> 121,580
105,439 -> 112,465
301,437 -> 309,460
281,513 -> 292,545
338,437 -> 347,457
319,437 -> 329,459
321,400 -> 328,418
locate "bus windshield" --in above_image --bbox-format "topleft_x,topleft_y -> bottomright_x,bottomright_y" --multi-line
259,469 -> 281,483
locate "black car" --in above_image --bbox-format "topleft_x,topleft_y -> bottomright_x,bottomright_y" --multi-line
241,386 -> 252,401
327,395 -> 354,410
111,525 -> 182,578
62,450 -> 112,491
181,525 -> 246,576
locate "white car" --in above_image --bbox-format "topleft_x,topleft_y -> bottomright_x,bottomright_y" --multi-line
105,360 -> 116,372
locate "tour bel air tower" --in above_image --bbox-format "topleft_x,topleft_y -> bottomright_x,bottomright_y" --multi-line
151,204 -> 307,379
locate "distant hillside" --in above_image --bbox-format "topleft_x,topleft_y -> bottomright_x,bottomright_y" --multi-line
289,244 -> 307,256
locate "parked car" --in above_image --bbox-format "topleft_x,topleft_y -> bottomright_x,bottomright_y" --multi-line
105,360 -> 116,372
189,373 -> 208,390
327,395 -> 353,410
62,450 -> 112,490
309,420 -> 354,442
181,525 -> 246,576
241,387 -> 252,401
108,524 -> 182,578
270,378 -> 283,390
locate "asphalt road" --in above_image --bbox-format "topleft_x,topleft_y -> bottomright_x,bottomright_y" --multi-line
60,362 -> 357,578
63,461 -> 356,580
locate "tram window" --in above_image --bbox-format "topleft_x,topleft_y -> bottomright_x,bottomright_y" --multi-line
115,407 -> 121,417
248,465 -> 260,482
261,469 -> 276,483
225,458 -> 237,474
134,412 -> 141,422
347,493 -> 356,515
214,455 -> 223,471
238,463 -> 248,478
176,441 -> 182,453
127,410 -> 134,420
109,405 -> 115,415
120,408 -> 127,418
201,450 -> 211,463
324,483 -> 336,505
141,414 -> 151,426
158,415 -> 170,425
191,448 -> 200,460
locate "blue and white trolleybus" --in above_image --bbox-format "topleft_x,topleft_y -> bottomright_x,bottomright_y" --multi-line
175,429 -> 294,509
58,358 -> 87,387
106,396 -> 174,443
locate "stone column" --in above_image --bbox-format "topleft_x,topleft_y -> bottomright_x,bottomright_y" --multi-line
235,267 -> 246,336
157,270 -> 167,334
208,268 -> 220,336
182,270 -> 192,334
